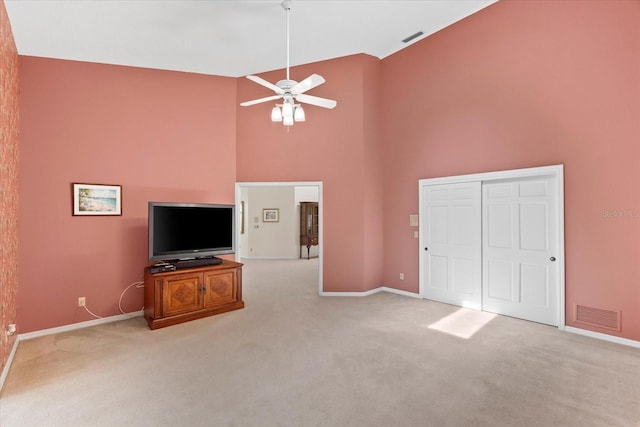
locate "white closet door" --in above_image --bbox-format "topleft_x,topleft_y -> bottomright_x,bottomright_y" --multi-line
482,178 -> 559,326
422,182 -> 482,310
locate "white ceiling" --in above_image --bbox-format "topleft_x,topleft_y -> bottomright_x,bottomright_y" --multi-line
5,0 -> 497,78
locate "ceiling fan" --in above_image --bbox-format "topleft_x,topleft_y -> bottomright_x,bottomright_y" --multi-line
240,0 -> 337,126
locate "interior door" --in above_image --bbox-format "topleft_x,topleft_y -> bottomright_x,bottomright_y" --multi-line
422,182 -> 481,310
482,177 -> 559,326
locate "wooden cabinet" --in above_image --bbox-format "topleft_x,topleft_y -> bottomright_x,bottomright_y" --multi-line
299,201 -> 319,259
144,260 -> 244,330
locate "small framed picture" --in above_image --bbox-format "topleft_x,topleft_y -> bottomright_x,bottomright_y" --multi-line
263,208 -> 279,222
72,183 -> 122,216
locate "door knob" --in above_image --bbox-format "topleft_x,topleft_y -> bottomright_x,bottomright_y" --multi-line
424,247 -> 428,251
550,256 -> 556,261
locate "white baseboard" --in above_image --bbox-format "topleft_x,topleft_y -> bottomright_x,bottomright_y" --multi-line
321,286 -> 421,298
0,337 -> 20,392
321,288 -> 382,297
19,311 -> 144,341
381,287 -> 421,299
564,326 -> 640,349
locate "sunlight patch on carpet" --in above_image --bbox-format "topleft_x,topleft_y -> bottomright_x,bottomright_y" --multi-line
428,308 -> 497,339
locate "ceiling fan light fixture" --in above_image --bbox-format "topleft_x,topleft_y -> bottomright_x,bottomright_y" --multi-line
240,0 -> 337,126
282,101 -> 294,119
271,106 -> 283,122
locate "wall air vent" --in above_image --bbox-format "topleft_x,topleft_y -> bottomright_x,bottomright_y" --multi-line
575,304 -> 621,331
402,31 -> 424,43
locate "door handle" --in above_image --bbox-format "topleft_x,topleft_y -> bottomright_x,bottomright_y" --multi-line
424,247 -> 428,251
550,257 -> 556,261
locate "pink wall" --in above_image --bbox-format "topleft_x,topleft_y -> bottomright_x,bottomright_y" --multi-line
0,0 -> 19,372
18,57 -> 237,332
362,56 -> 384,289
380,0 -> 640,340
236,54 -> 384,292
11,0 -> 640,343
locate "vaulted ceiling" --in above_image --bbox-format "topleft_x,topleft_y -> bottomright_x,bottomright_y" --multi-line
5,0 -> 497,77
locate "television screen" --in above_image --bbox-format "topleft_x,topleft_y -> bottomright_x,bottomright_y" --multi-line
148,202 -> 235,261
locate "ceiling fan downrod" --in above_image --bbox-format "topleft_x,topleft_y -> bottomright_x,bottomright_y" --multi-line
283,0 -> 291,81
238,0 -> 337,123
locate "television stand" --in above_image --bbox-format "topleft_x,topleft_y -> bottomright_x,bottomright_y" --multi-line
173,257 -> 222,270
144,260 -> 244,330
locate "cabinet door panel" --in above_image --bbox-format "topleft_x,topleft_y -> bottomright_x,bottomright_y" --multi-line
162,273 -> 202,317
203,270 -> 236,308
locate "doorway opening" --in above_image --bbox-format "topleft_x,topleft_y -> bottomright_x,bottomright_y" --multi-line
235,181 -> 323,295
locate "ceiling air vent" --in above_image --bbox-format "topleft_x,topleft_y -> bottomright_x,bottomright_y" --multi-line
402,31 -> 424,43
575,304 -> 621,331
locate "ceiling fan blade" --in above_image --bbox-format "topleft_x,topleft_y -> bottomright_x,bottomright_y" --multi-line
291,74 -> 325,95
240,94 -> 282,107
246,75 -> 284,95
296,94 -> 337,109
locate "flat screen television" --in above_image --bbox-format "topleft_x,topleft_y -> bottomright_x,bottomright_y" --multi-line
148,202 -> 235,262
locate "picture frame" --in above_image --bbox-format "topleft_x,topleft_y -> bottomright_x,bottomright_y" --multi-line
262,208 -> 279,222
72,183 -> 122,216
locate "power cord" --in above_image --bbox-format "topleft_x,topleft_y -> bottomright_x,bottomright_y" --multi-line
80,280 -> 145,319
82,305 -> 104,319
119,281 -> 145,314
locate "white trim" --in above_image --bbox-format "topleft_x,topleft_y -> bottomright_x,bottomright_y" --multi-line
18,311 -> 143,341
418,164 -> 563,186
321,289 -> 382,297
419,164 -> 565,328
0,337 -> 20,392
320,287 -> 421,298
556,166 -> 566,329
236,181 -> 323,296
381,287 -> 421,299
565,326 -> 640,349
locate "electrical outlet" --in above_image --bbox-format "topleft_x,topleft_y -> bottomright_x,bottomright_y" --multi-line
399,273 -> 404,280
78,297 -> 86,307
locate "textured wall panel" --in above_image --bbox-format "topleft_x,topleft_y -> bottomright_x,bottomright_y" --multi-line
0,0 -> 20,374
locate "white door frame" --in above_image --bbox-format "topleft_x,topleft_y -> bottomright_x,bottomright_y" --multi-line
235,181 -> 323,296
418,165 -> 565,329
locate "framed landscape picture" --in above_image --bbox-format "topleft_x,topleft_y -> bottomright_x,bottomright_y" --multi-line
262,208 -> 279,222
72,183 -> 122,216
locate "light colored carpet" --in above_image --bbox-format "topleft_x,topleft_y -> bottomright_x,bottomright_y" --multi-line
1,259 -> 639,427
